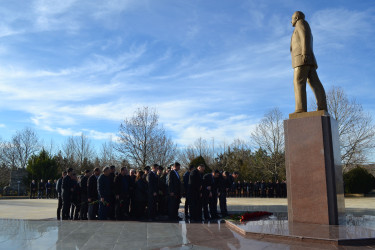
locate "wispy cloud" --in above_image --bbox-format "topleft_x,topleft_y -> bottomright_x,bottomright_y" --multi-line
311,8 -> 375,49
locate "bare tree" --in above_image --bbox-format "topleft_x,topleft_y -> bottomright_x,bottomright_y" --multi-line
74,133 -> 95,168
61,133 -> 95,171
251,108 -> 285,180
12,128 -> 41,168
100,139 -> 123,167
0,140 -> 18,169
178,137 -> 216,167
150,133 -> 177,167
115,107 -> 176,168
312,86 -> 375,170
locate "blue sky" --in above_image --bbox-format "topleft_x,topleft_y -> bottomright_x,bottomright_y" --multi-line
0,0 -> 374,152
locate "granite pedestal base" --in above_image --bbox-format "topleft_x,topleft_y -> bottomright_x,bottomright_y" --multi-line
284,111 -> 345,225
226,219 -> 375,246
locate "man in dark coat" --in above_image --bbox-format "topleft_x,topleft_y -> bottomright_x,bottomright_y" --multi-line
242,181 -> 248,197
128,169 -> 136,218
183,165 -> 194,219
79,170 -> 91,220
70,173 -> 80,220
114,167 -> 130,220
147,164 -> 159,220
236,181 -> 242,197
107,165 -> 116,220
219,171 -> 230,217
203,170 -> 220,220
45,180 -> 52,199
167,162 -> 181,221
98,166 -> 111,220
38,179 -> 45,199
261,180 -> 266,198
188,164 -> 205,222
56,171 -> 67,220
88,168 -> 101,220
52,180 -> 57,198
30,180 -> 37,199
62,168 -> 74,220
275,180 -> 281,198
210,170 -> 220,219
267,180 -> 274,198
157,166 -> 168,216
281,180 -> 287,198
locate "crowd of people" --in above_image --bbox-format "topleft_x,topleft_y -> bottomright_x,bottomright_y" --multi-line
227,179 -> 287,198
30,163 -> 287,222
29,179 -> 57,199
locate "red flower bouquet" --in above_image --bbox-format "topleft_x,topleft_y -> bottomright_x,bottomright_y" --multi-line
240,211 -> 272,222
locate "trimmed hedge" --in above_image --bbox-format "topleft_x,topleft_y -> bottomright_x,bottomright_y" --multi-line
343,166 -> 375,194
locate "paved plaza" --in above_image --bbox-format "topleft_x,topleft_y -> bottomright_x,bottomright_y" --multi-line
0,198 -> 375,249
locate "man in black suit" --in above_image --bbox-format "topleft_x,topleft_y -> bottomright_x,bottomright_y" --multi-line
98,166 -> 111,220
128,169 -> 136,218
114,167 -> 130,220
88,168 -> 101,220
38,179 -> 45,199
62,168 -> 74,220
202,171 -> 213,220
188,164 -> 205,222
183,165 -> 194,219
80,169 -> 91,220
30,180 -> 37,199
261,180 -> 266,198
167,162 -> 181,221
108,165 -> 116,220
147,164 -> 159,220
209,170 -> 220,219
45,180 -> 52,199
56,171 -> 67,220
219,171 -> 230,217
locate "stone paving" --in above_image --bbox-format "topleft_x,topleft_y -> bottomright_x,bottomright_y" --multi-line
0,198 -> 375,249
1,197 -> 374,220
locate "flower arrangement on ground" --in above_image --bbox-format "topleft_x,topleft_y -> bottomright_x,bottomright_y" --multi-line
229,211 -> 272,222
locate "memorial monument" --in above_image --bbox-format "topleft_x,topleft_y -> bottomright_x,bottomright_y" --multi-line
285,11 -> 345,225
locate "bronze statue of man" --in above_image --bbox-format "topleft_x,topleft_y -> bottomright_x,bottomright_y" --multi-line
290,11 -> 327,113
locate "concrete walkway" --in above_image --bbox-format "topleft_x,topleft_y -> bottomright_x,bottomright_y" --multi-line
0,197 -> 374,220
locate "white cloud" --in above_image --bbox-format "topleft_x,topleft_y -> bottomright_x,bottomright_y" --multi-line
311,8 -> 374,49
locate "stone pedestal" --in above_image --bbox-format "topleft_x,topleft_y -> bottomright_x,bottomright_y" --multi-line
284,111 -> 345,225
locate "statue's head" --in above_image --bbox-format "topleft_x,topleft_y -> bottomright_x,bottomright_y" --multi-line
291,11 -> 305,27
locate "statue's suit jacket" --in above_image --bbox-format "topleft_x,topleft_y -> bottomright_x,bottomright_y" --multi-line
290,20 -> 317,69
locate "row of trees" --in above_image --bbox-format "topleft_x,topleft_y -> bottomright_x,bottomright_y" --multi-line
0,86 -> 374,185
